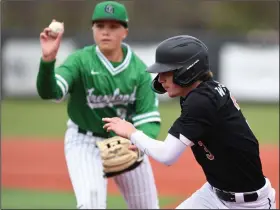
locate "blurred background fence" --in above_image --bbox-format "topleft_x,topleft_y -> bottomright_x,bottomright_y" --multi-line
1,0 -> 279,103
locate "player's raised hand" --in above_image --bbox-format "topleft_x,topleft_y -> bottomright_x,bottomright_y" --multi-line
40,19 -> 64,62
102,117 -> 137,139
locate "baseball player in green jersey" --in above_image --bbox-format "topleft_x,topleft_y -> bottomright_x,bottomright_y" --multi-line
37,1 -> 161,209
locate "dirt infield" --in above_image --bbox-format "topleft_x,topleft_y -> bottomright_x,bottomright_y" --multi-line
2,138 -> 279,208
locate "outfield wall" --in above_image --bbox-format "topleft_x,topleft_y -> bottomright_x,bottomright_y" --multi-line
2,36 -> 279,102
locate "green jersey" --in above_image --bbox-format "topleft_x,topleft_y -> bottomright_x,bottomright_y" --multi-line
37,43 -> 161,137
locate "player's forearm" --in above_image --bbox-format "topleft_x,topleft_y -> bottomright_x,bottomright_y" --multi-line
135,122 -> 160,139
36,59 -> 62,100
130,131 -> 187,166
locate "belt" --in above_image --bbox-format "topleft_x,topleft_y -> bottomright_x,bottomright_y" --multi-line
78,127 -> 109,138
213,188 -> 258,202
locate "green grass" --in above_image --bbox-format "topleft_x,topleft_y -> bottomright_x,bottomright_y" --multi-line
238,103 -> 279,143
2,99 -> 68,137
1,100 -> 278,209
2,99 -> 279,143
1,188 -> 178,209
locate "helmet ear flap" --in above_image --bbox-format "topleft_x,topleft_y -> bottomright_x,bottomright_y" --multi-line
151,75 -> 166,94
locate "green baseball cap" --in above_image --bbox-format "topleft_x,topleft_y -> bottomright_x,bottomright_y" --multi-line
92,1 -> 129,28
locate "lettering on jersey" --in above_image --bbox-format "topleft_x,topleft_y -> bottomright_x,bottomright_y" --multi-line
86,87 -> 136,109
187,59 -> 200,70
214,83 -> 226,97
198,140 -> 215,160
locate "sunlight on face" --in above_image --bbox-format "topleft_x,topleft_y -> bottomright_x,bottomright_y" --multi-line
92,20 -> 128,53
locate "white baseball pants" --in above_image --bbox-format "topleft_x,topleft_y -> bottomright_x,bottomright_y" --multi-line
176,178 -> 276,209
64,120 -> 159,209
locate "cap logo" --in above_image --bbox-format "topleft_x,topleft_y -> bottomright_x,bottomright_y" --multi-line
105,4 -> 114,14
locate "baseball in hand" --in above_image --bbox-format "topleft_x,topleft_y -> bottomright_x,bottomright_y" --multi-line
48,21 -> 64,38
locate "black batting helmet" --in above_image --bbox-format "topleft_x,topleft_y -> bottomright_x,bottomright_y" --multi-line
147,35 -> 210,94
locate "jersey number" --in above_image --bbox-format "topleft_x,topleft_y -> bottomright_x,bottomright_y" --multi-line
116,108 -> 127,119
198,141 -> 215,160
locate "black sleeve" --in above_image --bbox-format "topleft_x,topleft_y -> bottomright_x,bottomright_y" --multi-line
169,91 -> 216,143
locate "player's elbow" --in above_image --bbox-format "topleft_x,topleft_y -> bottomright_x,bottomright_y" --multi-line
151,144 -> 180,166
162,158 -> 176,166
159,152 -> 177,166
36,84 -> 49,100
38,93 -> 51,100
37,90 -> 54,100
36,85 -> 60,100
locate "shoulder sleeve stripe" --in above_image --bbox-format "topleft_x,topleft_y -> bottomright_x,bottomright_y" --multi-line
55,74 -> 69,93
51,80 -> 67,103
132,111 -> 160,122
56,80 -> 66,96
133,117 -> 161,127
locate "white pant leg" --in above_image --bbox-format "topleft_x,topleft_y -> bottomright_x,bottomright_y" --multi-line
64,127 -> 107,209
176,182 -> 228,209
113,155 -> 159,209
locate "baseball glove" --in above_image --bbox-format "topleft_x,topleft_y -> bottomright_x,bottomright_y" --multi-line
96,136 -> 144,178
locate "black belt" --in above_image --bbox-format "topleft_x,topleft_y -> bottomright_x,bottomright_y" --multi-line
78,127 -> 109,138
213,188 -> 258,202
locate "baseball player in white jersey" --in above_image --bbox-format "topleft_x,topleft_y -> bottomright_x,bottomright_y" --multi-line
37,1 -> 161,209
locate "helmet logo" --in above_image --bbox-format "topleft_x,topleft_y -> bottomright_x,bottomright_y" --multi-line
187,59 -> 200,70
105,4 -> 114,14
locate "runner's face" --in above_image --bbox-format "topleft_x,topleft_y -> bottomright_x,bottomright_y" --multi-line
158,72 -> 184,97
158,71 -> 196,97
